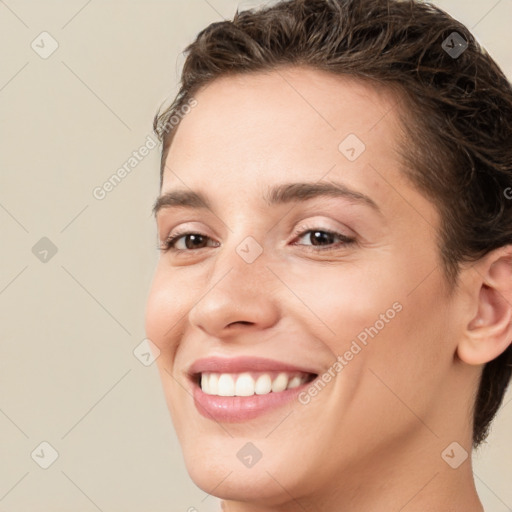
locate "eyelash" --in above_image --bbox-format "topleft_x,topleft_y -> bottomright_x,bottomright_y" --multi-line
159,225 -> 356,254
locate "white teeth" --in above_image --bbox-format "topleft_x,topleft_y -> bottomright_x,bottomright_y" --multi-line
208,373 -> 219,395
271,372 -> 289,392
217,374 -> 236,396
287,375 -> 303,389
201,373 -> 209,394
235,373 -> 255,397
255,374 -> 272,395
200,372 -> 309,397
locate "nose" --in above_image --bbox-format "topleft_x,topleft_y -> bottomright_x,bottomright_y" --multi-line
187,241 -> 281,338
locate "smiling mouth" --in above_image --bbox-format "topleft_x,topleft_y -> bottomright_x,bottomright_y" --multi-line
188,356 -> 321,421
194,371 -> 317,397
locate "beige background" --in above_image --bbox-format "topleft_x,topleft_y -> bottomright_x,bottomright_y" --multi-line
0,0 -> 511,510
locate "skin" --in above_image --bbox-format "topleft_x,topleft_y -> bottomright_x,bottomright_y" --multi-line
145,66 -> 512,512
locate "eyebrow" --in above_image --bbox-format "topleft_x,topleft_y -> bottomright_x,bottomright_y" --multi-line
152,181 -> 381,216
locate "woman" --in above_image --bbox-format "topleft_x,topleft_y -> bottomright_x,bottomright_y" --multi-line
145,0 -> 512,510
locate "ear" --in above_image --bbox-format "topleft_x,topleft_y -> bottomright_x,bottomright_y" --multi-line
457,246 -> 512,365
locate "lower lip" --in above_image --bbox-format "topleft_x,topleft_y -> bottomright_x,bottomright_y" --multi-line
192,378 -> 314,422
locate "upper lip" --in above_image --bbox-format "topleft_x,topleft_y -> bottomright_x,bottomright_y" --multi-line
188,356 -> 319,376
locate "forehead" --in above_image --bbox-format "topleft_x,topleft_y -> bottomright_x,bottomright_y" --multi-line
161,66 -> 437,228
164,66 -> 402,181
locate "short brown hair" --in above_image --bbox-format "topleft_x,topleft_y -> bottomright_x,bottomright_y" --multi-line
153,0 -> 512,447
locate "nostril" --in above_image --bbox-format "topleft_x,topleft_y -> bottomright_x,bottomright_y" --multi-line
228,321 -> 252,327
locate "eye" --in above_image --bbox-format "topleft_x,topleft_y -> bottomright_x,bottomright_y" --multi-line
291,226 -> 356,251
159,231 -> 219,252
159,226 -> 356,254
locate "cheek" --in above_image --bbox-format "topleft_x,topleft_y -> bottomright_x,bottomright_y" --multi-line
145,269 -> 191,426
351,265 -> 456,424
284,254 -> 451,385
280,259 -> 398,347
144,265 -> 187,354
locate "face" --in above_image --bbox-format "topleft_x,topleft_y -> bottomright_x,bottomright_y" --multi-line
145,67 -> 467,506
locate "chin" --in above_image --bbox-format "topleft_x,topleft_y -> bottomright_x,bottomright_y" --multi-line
178,433 -> 309,505
186,459 -> 296,505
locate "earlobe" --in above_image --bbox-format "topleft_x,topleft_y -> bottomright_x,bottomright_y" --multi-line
457,247 -> 512,366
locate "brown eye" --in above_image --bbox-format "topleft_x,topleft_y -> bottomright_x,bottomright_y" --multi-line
306,231 -> 336,246
161,232 -> 219,252
293,228 -> 355,250
179,234 -> 208,250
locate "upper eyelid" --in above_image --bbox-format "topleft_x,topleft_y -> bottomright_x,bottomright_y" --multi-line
162,223 -> 347,240
159,215 -> 351,234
